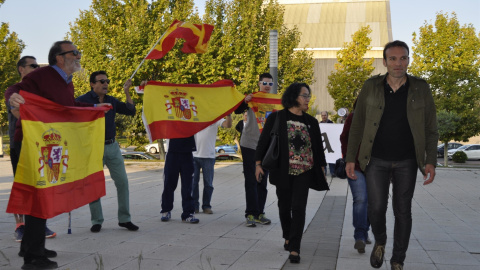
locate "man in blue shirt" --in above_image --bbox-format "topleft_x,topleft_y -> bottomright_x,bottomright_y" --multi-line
76,71 -> 139,233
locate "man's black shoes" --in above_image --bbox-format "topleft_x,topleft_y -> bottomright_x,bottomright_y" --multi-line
289,254 -> 300,263
119,222 -> 139,231
91,222 -> 138,232
90,224 -> 102,233
21,257 -> 58,270
370,243 -> 385,268
354,239 -> 366,253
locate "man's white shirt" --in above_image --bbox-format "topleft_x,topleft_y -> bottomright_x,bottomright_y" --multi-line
193,119 -> 226,158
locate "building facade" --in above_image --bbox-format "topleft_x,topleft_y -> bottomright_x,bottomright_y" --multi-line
279,0 -> 392,115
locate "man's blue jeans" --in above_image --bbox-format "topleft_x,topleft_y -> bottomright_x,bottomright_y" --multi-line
347,170 -> 370,241
193,157 -> 215,210
365,157 -> 418,265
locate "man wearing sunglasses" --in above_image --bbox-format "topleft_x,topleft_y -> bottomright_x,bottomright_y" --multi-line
6,56 -> 58,245
234,73 -> 274,227
76,71 -> 139,233
6,40 -> 105,270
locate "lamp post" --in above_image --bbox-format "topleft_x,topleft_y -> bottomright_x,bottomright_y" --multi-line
269,30 -> 278,94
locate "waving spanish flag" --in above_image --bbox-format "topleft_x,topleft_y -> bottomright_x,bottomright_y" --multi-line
142,80 -> 244,140
145,20 -> 214,59
249,92 -> 283,133
6,91 -> 108,219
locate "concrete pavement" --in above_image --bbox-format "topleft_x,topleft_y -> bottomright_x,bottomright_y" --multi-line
0,158 -> 479,269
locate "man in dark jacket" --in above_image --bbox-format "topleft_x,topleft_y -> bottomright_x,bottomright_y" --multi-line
346,40 -> 438,270
76,71 -> 139,233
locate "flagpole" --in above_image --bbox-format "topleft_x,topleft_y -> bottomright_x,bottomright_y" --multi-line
129,32 -> 167,80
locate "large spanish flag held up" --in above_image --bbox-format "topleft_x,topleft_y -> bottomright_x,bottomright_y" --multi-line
145,20 -> 214,59
142,80 -> 245,140
248,92 -> 283,133
6,91 -> 109,219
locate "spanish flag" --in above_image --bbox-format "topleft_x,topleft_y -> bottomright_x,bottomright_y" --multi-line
145,20 -> 214,59
249,92 -> 283,133
6,91 -> 108,219
142,80 -> 245,140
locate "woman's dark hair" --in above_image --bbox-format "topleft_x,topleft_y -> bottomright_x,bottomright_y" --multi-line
281,82 -> 310,109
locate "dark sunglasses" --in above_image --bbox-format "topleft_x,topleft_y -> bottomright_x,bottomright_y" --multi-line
25,64 -> 40,69
95,79 -> 110,84
260,81 -> 274,86
58,50 -> 82,56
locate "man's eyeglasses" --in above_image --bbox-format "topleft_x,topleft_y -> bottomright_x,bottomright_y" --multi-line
95,79 -> 110,84
260,81 -> 274,86
25,64 -> 40,69
299,94 -> 311,99
58,50 -> 82,56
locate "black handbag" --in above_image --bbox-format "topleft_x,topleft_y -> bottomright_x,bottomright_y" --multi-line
334,158 -> 347,179
261,112 -> 280,170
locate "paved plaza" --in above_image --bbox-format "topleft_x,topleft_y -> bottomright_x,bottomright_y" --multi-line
0,157 -> 479,269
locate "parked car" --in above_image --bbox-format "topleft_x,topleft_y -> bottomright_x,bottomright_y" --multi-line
122,151 -> 158,160
145,141 -> 167,154
447,144 -> 480,160
437,142 -> 463,158
215,153 -> 242,161
215,144 -> 238,153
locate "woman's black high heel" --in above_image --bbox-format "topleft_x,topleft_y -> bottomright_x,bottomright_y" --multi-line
289,254 -> 300,263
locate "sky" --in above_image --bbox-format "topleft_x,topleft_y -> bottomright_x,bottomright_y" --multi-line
0,0 -> 479,64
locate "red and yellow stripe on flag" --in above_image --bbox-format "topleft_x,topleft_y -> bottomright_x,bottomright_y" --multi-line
142,80 -> 244,140
6,91 -> 108,219
145,19 -> 214,59
248,92 -> 283,133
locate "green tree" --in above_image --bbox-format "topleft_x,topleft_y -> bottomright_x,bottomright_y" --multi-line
0,22 -> 24,129
327,26 -> 375,115
68,0 -> 313,146
209,0 -> 314,145
202,0 -> 314,94
217,114 -> 242,148
410,12 -> 480,144
68,0 -> 201,146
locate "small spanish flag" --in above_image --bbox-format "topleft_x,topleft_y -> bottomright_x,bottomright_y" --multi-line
142,80 -> 244,140
6,91 -> 108,219
248,92 -> 283,133
146,20 -> 214,59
